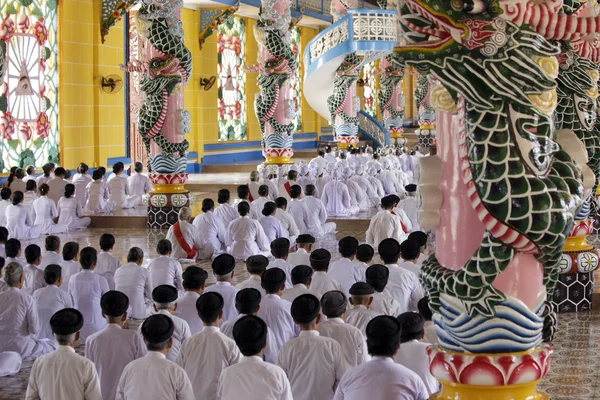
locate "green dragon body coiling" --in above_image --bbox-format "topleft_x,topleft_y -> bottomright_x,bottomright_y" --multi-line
328,53 -> 361,126
377,55 -> 404,121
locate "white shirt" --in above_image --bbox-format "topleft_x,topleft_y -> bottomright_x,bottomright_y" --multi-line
321,180 -> 353,216
251,197 -> 270,220
318,318 -> 369,368
213,203 -> 239,229
333,356 -> 428,400
258,215 -> 285,243
7,203 -> 40,240
282,284 -> 320,302
424,321 -> 438,345
218,355 -> 293,400
328,258 -> 363,296
274,209 -> 300,239
277,330 -> 346,400
287,248 -> 310,267
394,340 -> 439,396
235,275 -> 265,296
0,199 -> 9,226
287,199 -> 314,234
311,271 -> 344,297
384,264 -> 424,312
26,346 -> 102,400
73,173 -> 93,208
344,305 -> 380,338
114,262 -> 152,319
22,264 -> 46,295
257,294 -> 298,352
150,310 -> 192,362
398,260 -> 421,278
174,291 -> 203,335
176,326 -> 241,400
220,313 -> 278,363
85,324 -> 147,400
166,220 -> 212,260
32,285 -> 73,340
148,256 -> 183,292
118,351 -> 195,400
267,258 -> 293,289
69,270 -> 110,343
40,251 -> 63,270
302,196 -> 330,235
366,210 -> 404,246
226,216 -> 270,260
59,260 -> 81,292
96,251 -> 123,290
127,172 -> 153,196
204,282 -> 239,322
371,291 -> 404,317
193,211 -> 227,253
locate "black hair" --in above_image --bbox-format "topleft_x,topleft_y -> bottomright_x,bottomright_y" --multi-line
80,247 -> 97,269
6,167 -> 16,186
98,166 -> 106,176
157,239 -> 172,255
42,163 -> 52,177
62,242 -> 79,261
262,201 -> 277,217
11,191 -> 23,205
0,227 -> 7,242
339,242 -> 358,258
237,185 -> 249,199
305,184 -> 316,196
236,294 -> 260,315
288,170 -> 298,181
373,154 -> 380,160
25,244 -> 41,264
100,233 -> 115,251
339,152 -> 346,160
290,185 -> 302,199
26,165 -> 35,175
0,187 -> 11,200
64,184 -> 75,198
217,189 -> 230,204
113,162 -> 124,174
54,167 -> 66,177
92,169 -> 103,180
238,201 -> 250,217
44,264 -> 62,285
275,197 -> 287,208
134,162 -> 143,173
5,238 -> 21,258
45,235 -> 60,252
408,231 -> 428,248
401,331 -> 424,343
271,242 -> 289,259
368,338 -> 400,358
183,272 -> 206,291
202,198 -> 215,213
318,151 -> 325,157
38,183 -> 49,196
26,180 -> 36,191
15,169 -> 24,179
381,196 -> 394,210
291,266 -> 312,285
127,247 -> 144,263
258,185 -> 269,197
77,163 -> 89,174
0,257 -> 4,273
400,239 -> 421,260
233,316 -> 268,357
356,244 -> 374,262
366,274 -> 388,293
418,297 -> 433,321
64,169 -> 72,180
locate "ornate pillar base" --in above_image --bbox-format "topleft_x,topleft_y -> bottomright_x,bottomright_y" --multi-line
147,174 -> 191,229
553,271 -> 594,313
432,381 -> 549,400
334,135 -> 359,150
416,122 -> 436,148
263,148 -> 294,165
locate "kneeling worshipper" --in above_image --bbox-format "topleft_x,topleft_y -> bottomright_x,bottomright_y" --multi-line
409,231 -> 429,266
6,191 -> 42,240
318,291 -> 369,368
218,315 -> 293,400
277,294 -> 347,400
259,201 -> 286,243
328,237 -> 364,296
127,162 -> 153,198
274,197 -> 300,245
32,264 -> 73,340
288,234 -> 315,267
204,254 -> 240,322
287,185 -> 314,234
147,239 -> 183,292
85,291 -> 146,400
268,237 -> 294,289
220,288 -> 278,363
251,185 -> 272,220
193,198 -> 227,256
236,254 -> 269,296
365,265 -> 404,317
401,184 -> 419,231
260,166 -> 280,200
174,266 -> 208,335
303,184 -> 337,237
26,309 -> 103,400
214,189 -> 240,229
395,312 -> 440,396
117,314 -> 195,400
84,169 -> 115,214
176,292 -> 241,400
418,297 -> 438,345
107,162 -> 139,209
227,202 -> 271,260
345,282 -> 380,338
309,249 -> 344,296
166,207 -> 213,260
149,285 -> 191,361
114,247 -> 152,320
0,262 -> 56,372
365,196 -> 406,247
321,169 -> 355,217
248,170 -> 262,202
333,316 -> 428,400
282,265 -> 320,302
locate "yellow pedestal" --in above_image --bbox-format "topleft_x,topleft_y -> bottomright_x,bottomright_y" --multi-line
432,380 -> 548,400
390,131 -> 404,140
337,142 -> 349,150
264,155 -> 293,165
563,234 -> 594,252
151,183 -> 187,194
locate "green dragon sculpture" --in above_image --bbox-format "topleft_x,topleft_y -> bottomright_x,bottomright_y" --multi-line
327,53 -> 361,137
377,54 -> 405,132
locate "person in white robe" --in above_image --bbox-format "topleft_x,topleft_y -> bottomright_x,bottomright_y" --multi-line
96,233 -> 122,290
310,150 -> 329,169
247,170 -> 261,202
31,184 -> 68,234
33,265 -> 73,340
278,169 -> 300,201
418,297 -> 438,345
23,165 -> 37,183
287,185 -> 315,234
400,184 -> 419,231
409,231 -> 429,266
354,244 -> 373,280
251,184 -> 271,220
5,238 -> 25,268
85,291 -> 146,400
398,239 -> 422,278
274,198 -> 300,245
395,313 -> 440,396
84,169 -> 115,213
7,192 -> 42,240
390,194 -> 413,234
268,238 -> 294,289
321,169 -> 357,217
218,315 -> 293,400
333,315 -> 429,400
366,196 -> 406,246
282,265 -> 320,302
127,162 -> 153,199
226,202 -> 270,260
57,184 -> 91,230
309,249 -> 344,296
324,146 -> 337,164
148,239 -> 183,293
22,244 -> 46,295
318,291 -> 369,368
34,164 -> 53,188
277,294 -> 346,400
166,207 -> 213,260
259,201 -> 286,243
365,265 -> 404,316
314,167 -> 328,199
219,288 -> 278,363
0,352 -> 21,377
297,163 -> 318,198
232,185 -> 252,209
257,268 -> 299,352
73,163 -> 93,208
378,239 -> 424,313
60,242 -> 81,291
149,285 -> 192,361
341,167 -> 370,211
0,188 -> 12,226
176,291 -> 241,400
0,227 -> 7,259
365,166 -> 386,200
204,254 -> 239,323
288,234 -> 314,267
117,314 -> 195,400
236,255 -> 268,296
347,148 -> 362,170
193,199 -> 228,255
69,247 -> 110,344
259,167 -> 279,200
26,309 -> 102,400
39,237 -> 63,271
328,237 -> 364,296
114,247 -> 152,320
23,180 -> 38,210
107,162 -> 139,209
174,267 -> 207,335
0,262 -> 56,361
303,185 -> 336,237
214,189 -> 240,229
345,283 -> 380,338
46,167 -> 68,205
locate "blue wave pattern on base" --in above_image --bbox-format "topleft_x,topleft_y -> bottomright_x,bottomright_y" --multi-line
333,124 -> 359,137
150,154 -> 188,174
433,294 -> 544,354
575,194 -> 592,220
264,134 -> 294,149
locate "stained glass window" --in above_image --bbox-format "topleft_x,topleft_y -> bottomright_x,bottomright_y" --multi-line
363,61 -> 377,117
0,0 -> 58,171
217,17 -> 246,141
289,26 -> 301,132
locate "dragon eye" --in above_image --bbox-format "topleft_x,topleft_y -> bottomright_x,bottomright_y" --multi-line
462,0 -> 486,14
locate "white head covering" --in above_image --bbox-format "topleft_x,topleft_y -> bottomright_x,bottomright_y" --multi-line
314,166 -> 324,178
381,158 -> 391,170
288,164 -> 299,173
299,162 -> 309,176
342,167 -> 353,180
355,164 -> 364,175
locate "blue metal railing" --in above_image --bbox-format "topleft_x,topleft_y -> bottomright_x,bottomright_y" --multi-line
358,110 -> 389,149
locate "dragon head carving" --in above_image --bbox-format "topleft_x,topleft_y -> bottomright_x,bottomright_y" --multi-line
141,55 -> 182,96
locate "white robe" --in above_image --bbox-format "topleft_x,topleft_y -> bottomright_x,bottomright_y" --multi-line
107,174 -> 139,209
282,284 -> 320,303
127,172 -> 153,197
23,191 -> 38,209
257,294 -> 299,353
302,196 -> 336,237
318,318 -> 369,368
193,211 -> 227,254
174,291 -> 203,335
344,305 -> 380,338
22,264 -> 46,295
310,271 -> 344,297
73,173 -> 93,208
258,215 -> 285,243
6,204 -> 41,240
32,196 -> 68,234
328,258 -> 364,296
365,210 -> 405,247
371,291 -> 404,317
226,216 -> 270,260
114,262 -> 152,319
274,209 -> 300,244
84,180 -> 115,213
146,309 -> 192,362
213,203 -> 239,229
286,199 -> 314,235
218,356 -> 293,400
287,248 -> 311,267
267,258 -> 294,289
400,196 -> 419,232
59,260 -> 81,292
32,285 -> 73,340
235,275 -> 265,296
220,313 -> 278,364
259,178 -> 279,201
394,340 -> 439,396
251,197 -> 270,220
321,180 -> 356,216
96,251 -> 123,290
68,270 -> 110,343
148,256 -> 183,293
35,175 -> 51,188
248,181 -> 261,202
384,263 -> 425,313
0,199 -> 10,226
57,196 -> 91,230
166,220 -> 213,260
204,282 -> 239,323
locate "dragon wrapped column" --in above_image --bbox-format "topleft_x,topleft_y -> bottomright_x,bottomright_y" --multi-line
378,55 -> 405,147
